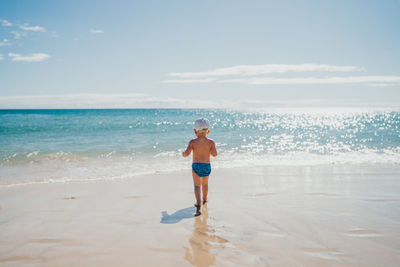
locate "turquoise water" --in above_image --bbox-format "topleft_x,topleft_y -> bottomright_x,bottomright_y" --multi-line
1,108 -> 399,186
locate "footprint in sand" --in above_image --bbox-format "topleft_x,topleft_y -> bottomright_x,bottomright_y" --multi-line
345,228 -> 381,237
62,196 -> 77,200
301,248 -> 345,261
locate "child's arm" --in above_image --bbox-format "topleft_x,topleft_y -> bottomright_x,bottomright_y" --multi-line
210,140 -> 218,157
182,140 -> 194,157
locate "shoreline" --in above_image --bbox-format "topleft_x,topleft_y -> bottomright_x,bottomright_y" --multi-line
1,165 -> 400,266
1,162 -> 400,188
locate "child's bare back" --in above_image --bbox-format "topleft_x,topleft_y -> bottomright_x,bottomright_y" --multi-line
182,118 -> 217,216
184,136 -> 217,163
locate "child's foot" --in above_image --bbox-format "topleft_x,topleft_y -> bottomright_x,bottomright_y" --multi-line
194,204 -> 201,216
202,200 -> 207,205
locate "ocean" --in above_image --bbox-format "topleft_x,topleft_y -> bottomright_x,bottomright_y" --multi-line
1,108 -> 399,187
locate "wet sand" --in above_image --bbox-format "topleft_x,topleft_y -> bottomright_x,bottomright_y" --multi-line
0,165 -> 400,266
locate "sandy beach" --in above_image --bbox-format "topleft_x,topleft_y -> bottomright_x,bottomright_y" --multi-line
1,164 -> 399,266
2,0 -> 400,265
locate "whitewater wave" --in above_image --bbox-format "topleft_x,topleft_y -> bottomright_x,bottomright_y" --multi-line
1,148 -> 399,187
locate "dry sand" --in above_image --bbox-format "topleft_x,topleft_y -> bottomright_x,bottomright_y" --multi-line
1,165 -> 400,266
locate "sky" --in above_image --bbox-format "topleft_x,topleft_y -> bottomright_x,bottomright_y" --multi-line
0,0 -> 399,108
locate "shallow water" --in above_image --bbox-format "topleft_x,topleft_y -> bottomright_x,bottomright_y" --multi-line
1,108 -> 399,186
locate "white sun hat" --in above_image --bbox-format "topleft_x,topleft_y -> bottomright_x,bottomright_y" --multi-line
194,118 -> 210,131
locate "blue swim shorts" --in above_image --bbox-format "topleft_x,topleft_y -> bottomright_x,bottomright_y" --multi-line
192,163 -> 211,177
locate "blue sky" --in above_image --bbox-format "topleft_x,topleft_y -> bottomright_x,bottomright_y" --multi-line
0,0 -> 399,108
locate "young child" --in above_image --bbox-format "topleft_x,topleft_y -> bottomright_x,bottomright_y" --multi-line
182,118 -> 218,216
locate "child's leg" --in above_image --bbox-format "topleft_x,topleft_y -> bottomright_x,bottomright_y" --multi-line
192,171 -> 201,206
201,176 -> 209,203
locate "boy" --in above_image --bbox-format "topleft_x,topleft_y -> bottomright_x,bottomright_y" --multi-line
182,118 -> 218,216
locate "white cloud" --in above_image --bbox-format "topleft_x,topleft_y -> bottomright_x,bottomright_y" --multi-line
8,52 -> 51,62
10,31 -> 26,39
0,39 -> 10,47
218,76 -> 400,85
0,94 -> 218,109
0,19 -> 12,27
20,24 -> 46,32
367,83 -> 399,87
163,78 -> 216,83
90,29 -> 104,34
167,64 -> 363,78
164,75 -> 400,85
164,63 -> 400,86
0,54 -> 3,60
0,94 -> 398,109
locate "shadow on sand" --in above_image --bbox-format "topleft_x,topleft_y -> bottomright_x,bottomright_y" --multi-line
160,206 -> 196,224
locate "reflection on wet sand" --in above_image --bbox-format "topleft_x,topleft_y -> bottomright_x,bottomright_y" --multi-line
184,205 -> 228,267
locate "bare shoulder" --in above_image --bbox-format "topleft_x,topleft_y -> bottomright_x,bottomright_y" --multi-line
207,138 -> 216,146
189,138 -> 197,145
